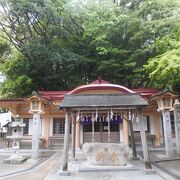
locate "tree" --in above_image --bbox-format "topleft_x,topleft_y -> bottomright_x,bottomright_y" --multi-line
145,43 -> 180,92
0,0 -> 179,97
0,0 -> 89,97
66,0 -> 180,87
144,20 -> 180,92
0,51 -> 33,97
0,37 -> 9,62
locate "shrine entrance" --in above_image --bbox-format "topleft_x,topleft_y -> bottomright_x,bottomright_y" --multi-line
81,114 -> 122,143
59,94 -> 152,173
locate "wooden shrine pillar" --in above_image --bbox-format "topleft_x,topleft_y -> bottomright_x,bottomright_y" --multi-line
71,113 -> 76,158
59,111 -> 71,174
123,111 -> 129,145
128,111 -> 137,159
138,111 -> 151,169
76,120 -> 80,149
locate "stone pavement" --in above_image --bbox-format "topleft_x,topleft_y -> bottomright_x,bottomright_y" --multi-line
0,149 -> 178,180
0,149 -> 55,180
45,158 -> 166,180
148,150 -> 180,179
4,152 -> 59,180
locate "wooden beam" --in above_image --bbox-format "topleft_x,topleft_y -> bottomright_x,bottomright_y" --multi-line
129,118 -> 137,158
71,113 -> 76,158
138,111 -> 152,169
62,112 -> 70,171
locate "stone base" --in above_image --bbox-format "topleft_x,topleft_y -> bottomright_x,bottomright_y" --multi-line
131,157 -> 139,160
27,158 -> 39,163
144,169 -> 156,175
3,156 -> 27,164
58,170 -> 71,176
3,152 -> 27,164
78,162 -> 139,172
155,153 -> 179,162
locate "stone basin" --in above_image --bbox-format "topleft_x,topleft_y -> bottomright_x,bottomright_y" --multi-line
83,142 -> 132,166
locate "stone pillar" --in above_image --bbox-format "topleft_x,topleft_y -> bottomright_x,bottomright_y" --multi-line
162,110 -> 173,157
61,112 -> 70,172
123,111 -> 129,145
75,120 -> 80,149
32,113 -> 40,159
138,112 -> 151,169
174,99 -> 180,154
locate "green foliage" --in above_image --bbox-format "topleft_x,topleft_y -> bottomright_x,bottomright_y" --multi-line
145,43 -> 180,92
0,51 -> 33,97
144,19 -> 180,92
0,0 -> 179,97
66,0 -> 180,87
0,38 -> 10,62
0,0 -> 90,97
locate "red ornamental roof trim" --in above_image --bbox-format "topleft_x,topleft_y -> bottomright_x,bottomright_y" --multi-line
68,84 -> 135,94
39,91 -> 70,95
0,98 -> 24,101
132,88 -> 160,98
39,91 -> 70,100
132,88 -> 160,93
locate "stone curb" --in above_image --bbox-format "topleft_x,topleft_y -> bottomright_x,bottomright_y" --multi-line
78,167 -> 139,172
137,152 -> 179,180
0,152 -> 57,179
152,161 -> 180,180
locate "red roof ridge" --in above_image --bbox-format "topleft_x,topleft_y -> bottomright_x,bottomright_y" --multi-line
39,90 -> 70,93
90,79 -> 110,84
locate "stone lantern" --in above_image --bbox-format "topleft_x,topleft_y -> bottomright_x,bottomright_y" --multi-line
8,115 -> 25,149
3,115 -> 26,164
28,92 -> 45,114
26,91 -> 47,160
156,95 -> 174,112
151,89 -> 178,157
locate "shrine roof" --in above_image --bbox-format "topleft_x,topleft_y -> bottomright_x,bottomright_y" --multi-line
39,91 -> 70,100
39,88 -> 159,100
132,88 -> 160,98
90,79 -> 110,84
60,94 -> 148,109
0,79 -> 162,102
151,89 -> 179,99
67,80 -> 135,94
0,98 -> 24,101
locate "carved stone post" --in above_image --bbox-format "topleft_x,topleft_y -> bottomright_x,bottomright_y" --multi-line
32,113 -> 40,159
162,110 -> 174,157
174,99 -> 180,154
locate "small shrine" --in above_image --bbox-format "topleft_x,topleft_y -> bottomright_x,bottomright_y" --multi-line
3,115 -> 27,164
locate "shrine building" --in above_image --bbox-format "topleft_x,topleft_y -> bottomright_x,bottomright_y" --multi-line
0,79 -> 178,149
